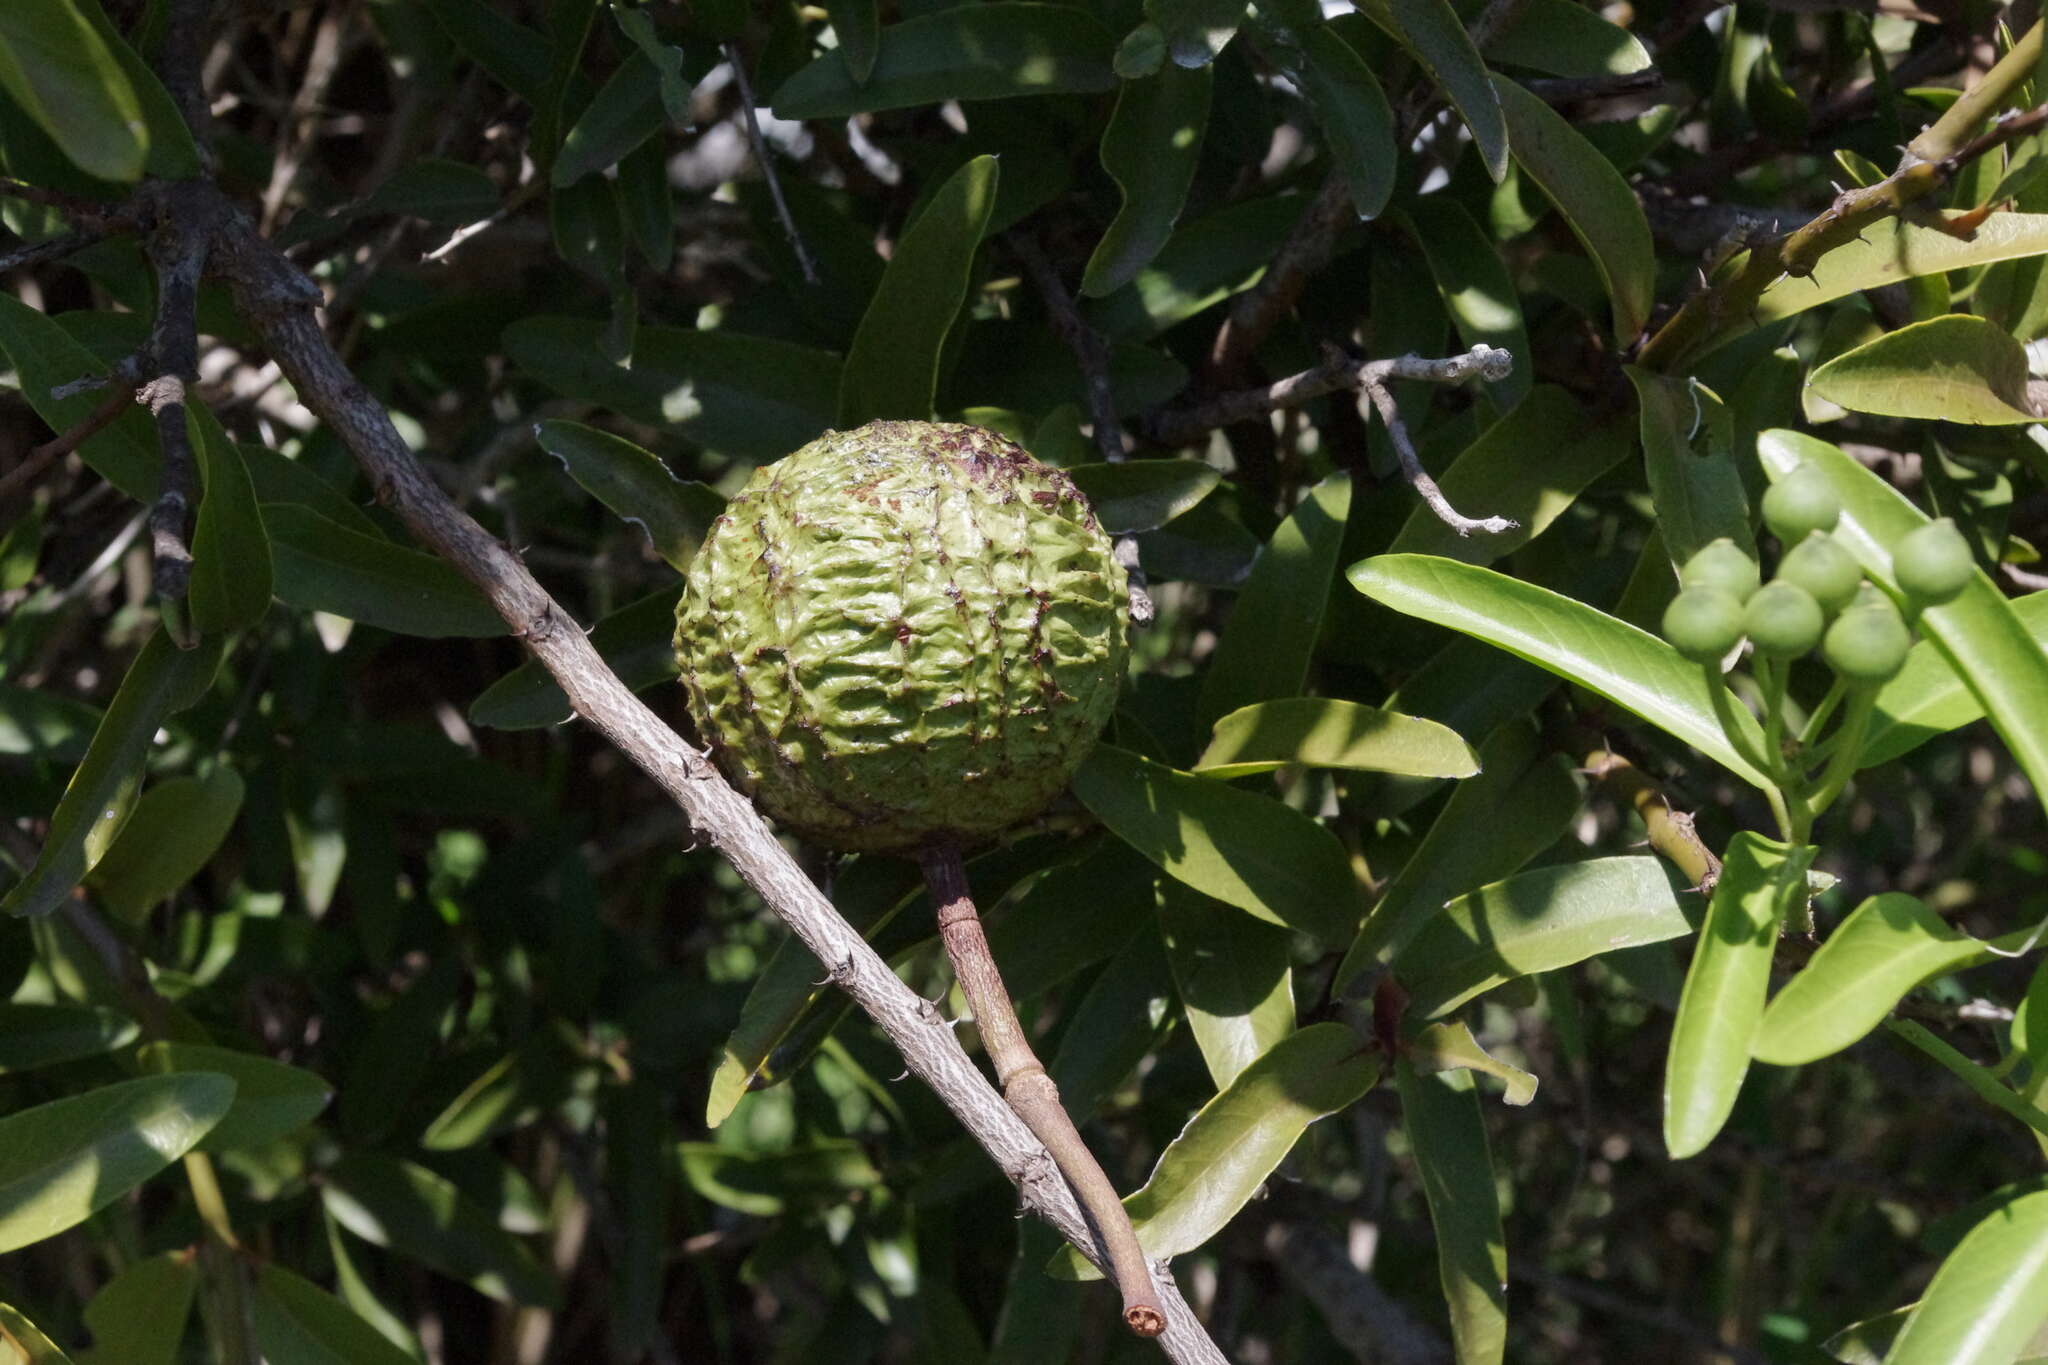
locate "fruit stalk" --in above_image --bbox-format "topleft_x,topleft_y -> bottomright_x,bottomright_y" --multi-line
920,843 -> 1166,1337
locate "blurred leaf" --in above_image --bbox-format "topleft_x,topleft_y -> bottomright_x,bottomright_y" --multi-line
1159,880 -> 1293,1089
420,0 -> 550,102
828,0 -> 879,83
3,629 -> 223,918
0,1304 -> 74,1363
1494,76 -> 1655,343
0,294 -> 159,500
1482,0 -> 1651,76
276,161 -> 502,248
1064,459 -> 1219,534
0,1074 -> 233,1254
0,687 -> 101,762
1199,473 -> 1351,727
991,1224 -> 1081,1364
678,1141 -> 882,1217
1887,1020 -> 2048,1140
554,50 -> 664,186
1881,1185 -> 2048,1365
1395,856 -> 1695,1018
324,1154 -> 560,1307
1665,832 -> 1814,1159
0,1 -> 145,182
1355,0 -> 1507,181
250,1263 -> 418,1365
77,1252 -> 195,1365
1407,1020 -> 1537,1106
0,1003 -> 137,1074
470,589 -> 680,731
1046,927 -> 1175,1120
772,4 -> 1116,118
1082,66 -> 1212,297
138,1041 -> 332,1153
603,1085 -> 670,1353
1146,0 -> 1241,67
1395,1062 -> 1508,1363
266,504 -> 506,638
1627,368 -> 1754,571
534,419 -> 722,572
609,1 -> 691,124
1050,1022 -> 1380,1278
419,1032 -> 568,1150
1291,25 -> 1396,220
1807,315 -> 2042,425
1349,555 -> 1774,788
187,408 -> 272,635
85,767 -> 244,922
1403,197 -> 1531,406
1195,697 -> 1479,779
1073,743 -> 1360,946
1138,495 -> 1261,586
839,154 -> 998,426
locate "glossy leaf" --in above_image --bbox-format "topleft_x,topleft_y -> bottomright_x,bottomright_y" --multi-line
3,629 -> 223,918
1348,555 -> 1774,788
534,419 -> 722,572
0,1075 -> 233,1254
1483,0 -> 1651,77
1195,697 -> 1479,780
138,1041 -> 332,1153
469,590 -> 679,731
1082,65 -> 1211,297
1064,459 -> 1220,534
1887,1021 -> 2048,1139
1863,593 -> 2048,765
1882,1186 -> 2048,1365
1072,743 -> 1360,946
323,1154 -> 560,1307
1494,76 -> 1655,343
1808,314 -> 2041,425
0,1304 -> 74,1363
0,1 -> 145,182
78,1252 -> 195,1365
0,293 -> 159,501
839,154 -> 998,426
85,766 -> 244,921
1758,430 -> 2048,805
1664,832 -> 1815,1159
1404,197 -> 1531,406
188,406 -> 273,635
250,1264 -> 418,1365
1395,856 -> 1695,1018
266,504 -> 506,638
1293,26 -> 1396,221
1198,473 -> 1351,727
1050,1022 -> 1380,1278
771,4 -> 1116,118
1356,0 -> 1507,182
1396,1062 -> 1508,1364
0,1003 -> 137,1073
1336,722 -> 1582,984
1627,368 -> 1754,570
1159,881 -> 1293,1090
1407,1020 -> 1537,1106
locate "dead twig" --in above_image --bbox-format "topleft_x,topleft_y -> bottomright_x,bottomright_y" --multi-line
726,42 -> 817,286
0,387 -> 134,504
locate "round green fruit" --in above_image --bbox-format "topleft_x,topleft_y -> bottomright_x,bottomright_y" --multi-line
1679,538 -> 1762,603
674,421 -> 1130,854
1891,518 -> 1974,606
1743,580 -> 1824,658
1662,587 -> 1746,663
1774,532 -> 1862,616
1762,464 -> 1841,544
1823,601 -> 1912,684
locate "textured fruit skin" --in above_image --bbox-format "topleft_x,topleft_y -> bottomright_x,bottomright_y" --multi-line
674,421 -> 1130,853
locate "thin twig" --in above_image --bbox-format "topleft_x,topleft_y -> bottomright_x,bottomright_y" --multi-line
0,230 -> 103,275
0,387 -> 133,504
0,176 -> 109,220
1361,369 -> 1515,537
922,843 -> 1165,1338
725,42 -> 817,286
422,176 -> 544,265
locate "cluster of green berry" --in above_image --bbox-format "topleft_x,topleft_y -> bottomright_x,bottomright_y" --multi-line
1657,463 -> 1977,841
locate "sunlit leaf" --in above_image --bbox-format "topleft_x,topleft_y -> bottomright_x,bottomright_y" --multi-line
138,1041 -> 333,1153
1881,1185 -> 2048,1365
1195,697 -> 1479,780
1159,880 -> 1293,1090
1808,314 -> 2041,425
1396,1062 -> 1508,1363
1082,66 -> 1211,297
323,1154 -> 560,1307
1064,459 -> 1220,534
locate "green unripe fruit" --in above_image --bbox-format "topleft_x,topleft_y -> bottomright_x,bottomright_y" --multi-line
1680,538 -> 1762,603
1762,464 -> 1842,544
1823,600 -> 1912,684
1774,532 -> 1862,616
1662,587 -> 1747,663
1891,518 -> 1974,606
674,421 -> 1130,853
1743,580 -> 1824,658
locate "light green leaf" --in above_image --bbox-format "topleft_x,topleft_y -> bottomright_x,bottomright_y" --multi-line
1072,743 -> 1361,946
1403,197 -> 1531,406
0,1075 -> 233,1254
1198,473 -> 1351,727
1863,593 -> 2048,766
839,154 -> 998,426
3,629 -> 223,918
469,589 -> 679,731
1051,1022 -> 1380,1278
1882,1186 -> 2048,1365
0,1 -> 145,182
266,504 -> 506,638
1407,1019 -> 1537,1106
1482,0 -> 1651,76
1627,368 -> 1753,571
323,1154 -> 560,1307
0,294 -> 159,500
1347,555 -> 1775,789
187,406 -> 273,635
1758,430 -> 2048,808
0,1304 -> 74,1363
1395,1063 -> 1508,1364
771,4 -> 1116,119
1159,881 -> 1293,1090
85,767 -> 244,921
138,1042 -> 332,1153
1196,697 -> 1479,780
1395,856 -> 1695,1019
1064,459 -> 1220,534
78,1252 -> 195,1365
0,1003 -> 137,1074
1356,0 -> 1507,182
1082,65 -> 1212,297
1664,832 -> 1814,1159
1494,76 -> 1655,343
1807,314 -> 2042,425
1293,25 -> 1396,220
533,419 -> 722,572
250,1264 -> 419,1365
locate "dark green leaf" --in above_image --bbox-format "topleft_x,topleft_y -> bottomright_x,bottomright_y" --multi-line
0,1 -> 145,182
419,1032 -> 568,1150
72,1 -> 198,180
1293,25 -> 1396,220
678,1140 -> 882,1216
85,766 -> 243,921
1195,697 -> 1479,780
1146,0 -> 1241,67
1064,459 -> 1219,534
470,589 -> 680,731
1807,314 -> 2042,425
0,294 -> 159,500
1159,880 -> 1293,1089
534,419 -> 722,571
0,1003 -> 137,1073
1395,1062 -> 1508,1362
0,687 -> 101,762
188,406 -> 273,636
250,1264 -> 419,1365
829,1 -> 879,83
323,1154 -> 560,1307
1356,0 -> 1507,181
266,504 -> 506,638
1627,367 -> 1753,570
1086,193 -> 1309,340
1046,927 -> 1176,1120
1403,198 -> 1531,406
420,0 -> 550,102
1482,0 -> 1650,77
553,50 -> 665,186
1082,66 -> 1212,297
78,1252 -> 195,1365
1887,1020 -> 2048,1140
137,1041 -> 331,1152
610,2 -> 692,124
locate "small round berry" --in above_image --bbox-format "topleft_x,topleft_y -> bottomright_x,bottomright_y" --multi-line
1762,464 -> 1842,544
1743,580 -> 1825,659
1890,518 -> 1974,606
1662,587 -> 1747,663
1680,538 -> 1762,603
1775,532 -> 1862,616
1823,601 -> 1913,684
